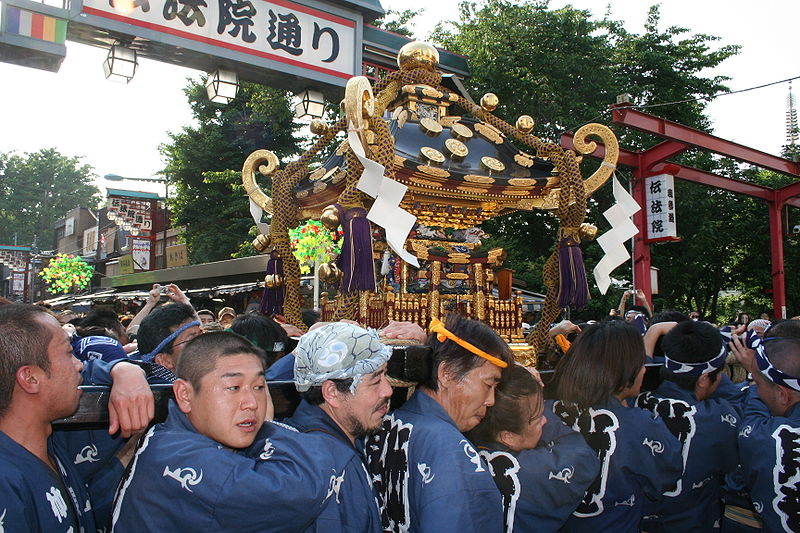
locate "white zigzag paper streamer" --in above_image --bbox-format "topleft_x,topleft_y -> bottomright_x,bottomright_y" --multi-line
249,198 -> 270,236
348,130 -> 420,267
593,175 -> 641,294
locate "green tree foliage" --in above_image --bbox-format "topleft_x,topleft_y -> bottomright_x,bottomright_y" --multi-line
432,1 -> 750,320
0,148 -> 99,250
160,79 -> 300,264
373,8 -> 421,37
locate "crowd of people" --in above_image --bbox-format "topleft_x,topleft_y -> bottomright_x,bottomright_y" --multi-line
0,283 -> 798,532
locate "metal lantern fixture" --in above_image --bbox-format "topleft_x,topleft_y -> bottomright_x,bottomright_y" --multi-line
103,43 -> 138,83
294,89 -> 325,120
206,69 -> 239,104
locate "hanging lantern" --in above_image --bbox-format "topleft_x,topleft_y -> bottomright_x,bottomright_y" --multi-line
294,89 -> 325,120
103,42 -> 138,83
206,69 -> 239,104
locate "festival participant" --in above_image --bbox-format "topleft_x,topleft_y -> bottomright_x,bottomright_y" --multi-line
231,313 -> 289,365
285,322 -> 390,532
0,304 -> 154,532
366,314 -> 514,533
217,306 -> 237,329
196,309 -> 216,326
468,364 -> 600,533
126,283 -> 190,338
111,331 -> 338,532
550,320 -> 682,533
618,289 -> 652,321
732,333 -> 800,533
135,302 -> 201,383
635,320 -> 739,532
748,319 -> 771,339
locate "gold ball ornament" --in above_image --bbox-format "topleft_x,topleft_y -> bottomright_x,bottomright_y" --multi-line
309,119 -> 329,135
320,205 -> 341,231
516,115 -> 535,134
480,93 -> 499,112
397,41 -> 439,72
579,223 -> 598,242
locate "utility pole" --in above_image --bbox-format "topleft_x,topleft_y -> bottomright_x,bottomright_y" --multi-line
29,235 -> 39,304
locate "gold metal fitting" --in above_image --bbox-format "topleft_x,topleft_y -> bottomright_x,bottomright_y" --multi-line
579,223 -> 598,241
397,41 -> 439,72
419,117 -> 443,136
252,234 -> 272,254
264,274 -> 285,288
320,205 -> 340,231
309,119 -> 329,135
516,115 -> 535,134
444,138 -> 469,160
480,93 -> 499,112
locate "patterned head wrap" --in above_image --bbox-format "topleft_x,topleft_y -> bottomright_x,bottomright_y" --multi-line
752,336 -> 800,393
663,342 -> 726,377
293,322 -> 392,393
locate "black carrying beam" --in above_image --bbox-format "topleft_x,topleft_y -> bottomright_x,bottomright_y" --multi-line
52,382 -> 301,430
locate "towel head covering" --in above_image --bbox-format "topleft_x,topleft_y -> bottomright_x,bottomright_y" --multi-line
293,322 -> 392,393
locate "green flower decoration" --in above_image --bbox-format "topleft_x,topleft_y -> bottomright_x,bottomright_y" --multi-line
39,254 -> 94,294
288,220 -> 342,275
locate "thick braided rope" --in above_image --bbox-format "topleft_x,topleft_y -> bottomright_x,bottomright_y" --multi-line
270,118 -> 346,329
374,68 -> 442,95
334,80 -> 402,321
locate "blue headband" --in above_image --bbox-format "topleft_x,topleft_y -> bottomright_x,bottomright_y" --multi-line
752,336 -> 800,393
141,320 -> 200,362
664,343 -> 726,376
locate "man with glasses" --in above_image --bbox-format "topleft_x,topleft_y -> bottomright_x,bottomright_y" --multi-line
136,303 -> 201,383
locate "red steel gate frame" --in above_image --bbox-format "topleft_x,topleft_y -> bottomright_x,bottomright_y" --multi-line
562,105 -> 800,319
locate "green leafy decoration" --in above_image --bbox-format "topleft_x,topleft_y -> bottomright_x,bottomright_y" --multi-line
39,254 -> 94,294
288,220 -> 342,274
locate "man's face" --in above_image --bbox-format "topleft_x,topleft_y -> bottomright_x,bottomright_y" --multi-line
180,353 -> 269,449
444,361 -> 503,432
161,319 -> 202,370
333,363 -> 392,440
198,313 -> 215,326
39,315 -> 84,419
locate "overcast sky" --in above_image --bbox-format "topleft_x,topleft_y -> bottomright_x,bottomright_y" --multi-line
0,0 -> 797,195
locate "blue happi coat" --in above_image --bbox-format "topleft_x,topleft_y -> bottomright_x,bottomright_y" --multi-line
548,398 -> 683,533
52,428 -> 125,530
0,431 -> 96,533
282,399 -> 382,533
365,389 -> 503,533
635,380 -> 740,532
0,358 -> 153,532
737,385 -> 800,533
111,402 -> 336,532
72,335 -> 128,363
476,409 -> 601,533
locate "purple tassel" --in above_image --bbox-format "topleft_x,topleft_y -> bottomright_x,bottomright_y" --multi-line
556,237 -> 590,309
336,206 -> 376,292
260,251 -> 284,315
